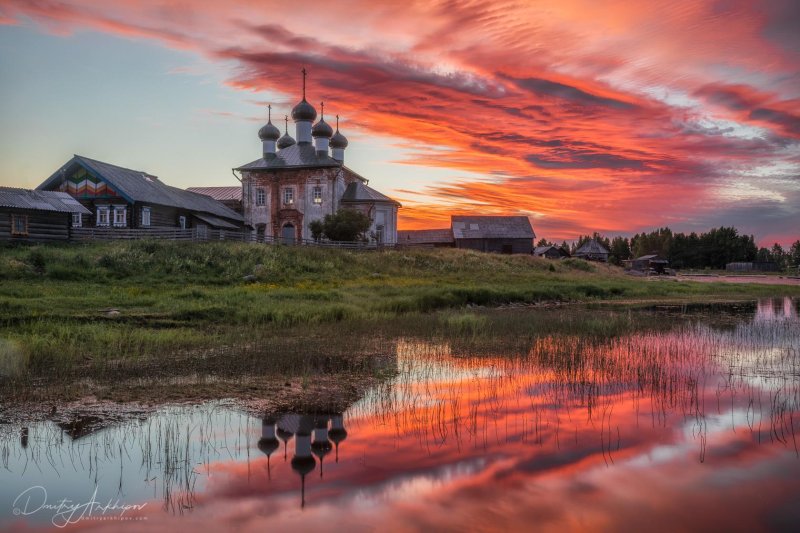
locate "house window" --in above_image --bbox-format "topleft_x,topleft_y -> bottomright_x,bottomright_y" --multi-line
312,186 -> 322,204
256,188 -> 266,206
96,206 -> 110,227
179,216 -> 187,230
113,206 -> 127,227
141,207 -> 151,227
11,214 -> 28,236
283,188 -> 294,205
71,213 -> 82,228
375,224 -> 384,244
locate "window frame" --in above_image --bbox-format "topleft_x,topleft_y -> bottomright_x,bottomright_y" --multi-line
283,187 -> 294,206
256,188 -> 266,207
141,206 -> 151,227
179,215 -> 187,230
71,212 -> 82,228
11,214 -> 29,236
113,206 -> 127,227
96,206 -> 110,227
312,186 -> 323,205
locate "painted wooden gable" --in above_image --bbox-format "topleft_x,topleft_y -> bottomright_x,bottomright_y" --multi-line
58,167 -> 121,199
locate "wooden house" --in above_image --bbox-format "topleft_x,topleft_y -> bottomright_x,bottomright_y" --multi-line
0,187 -> 90,243
37,155 -> 244,235
627,254 -> 669,274
187,186 -> 243,214
397,228 -> 455,248
534,245 -> 570,259
574,239 -> 610,262
451,216 -> 535,254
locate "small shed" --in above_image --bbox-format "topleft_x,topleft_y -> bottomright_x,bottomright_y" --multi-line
628,254 -> 669,274
0,187 -> 90,243
397,229 -> 454,248
574,239 -> 610,262
534,245 -> 570,259
451,216 -> 535,254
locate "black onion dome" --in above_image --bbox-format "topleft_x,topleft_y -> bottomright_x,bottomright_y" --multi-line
291,99 -> 317,122
258,121 -> 280,141
311,118 -> 333,138
290,455 -> 316,476
328,427 -> 348,444
330,130 -> 348,149
277,133 -> 296,149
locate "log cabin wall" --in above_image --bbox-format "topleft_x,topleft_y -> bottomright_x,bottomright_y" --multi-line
0,208 -> 71,243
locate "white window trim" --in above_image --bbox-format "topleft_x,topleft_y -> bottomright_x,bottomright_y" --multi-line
72,212 -> 82,228
283,187 -> 294,206
312,186 -> 323,205
179,215 -> 187,230
141,206 -> 151,227
96,206 -> 110,227
256,188 -> 266,206
113,206 -> 127,227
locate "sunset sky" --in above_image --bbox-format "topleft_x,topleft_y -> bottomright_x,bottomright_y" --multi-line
1,1 -> 798,245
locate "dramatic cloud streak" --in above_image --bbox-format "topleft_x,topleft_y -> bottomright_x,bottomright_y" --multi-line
1,0 -> 798,243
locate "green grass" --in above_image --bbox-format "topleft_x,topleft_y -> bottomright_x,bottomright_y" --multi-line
1,240 -> 797,375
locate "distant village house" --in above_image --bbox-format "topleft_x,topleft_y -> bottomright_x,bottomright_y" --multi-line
534,245 -> 570,259
398,215 -> 536,254
573,238 -> 610,262
1,187 -> 90,243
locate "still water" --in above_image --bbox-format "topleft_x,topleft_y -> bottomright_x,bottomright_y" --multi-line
1,299 -> 799,531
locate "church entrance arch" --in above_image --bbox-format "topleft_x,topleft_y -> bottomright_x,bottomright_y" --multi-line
281,223 -> 296,245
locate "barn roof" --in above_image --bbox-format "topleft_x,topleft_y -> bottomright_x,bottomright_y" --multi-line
186,186 -> 241,201
451,216 -> 535,240
575,239 -> 610,255
0,187 -> 91,214
534,245 -> 561,256
234,143 -> 341,170
398,228 -> 454,244
635,254 -> 668,263
38,155 -> 243,222
340,181 -> 401,206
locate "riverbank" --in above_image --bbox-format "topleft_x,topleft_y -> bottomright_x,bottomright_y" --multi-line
1,241 -> 798,375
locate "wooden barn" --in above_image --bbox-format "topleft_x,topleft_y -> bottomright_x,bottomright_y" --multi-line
451,216 -> 535,254
534,245 -> 570,259
574,239 -> 610,262
0,187 -> 90,243
37,155 -> 244,236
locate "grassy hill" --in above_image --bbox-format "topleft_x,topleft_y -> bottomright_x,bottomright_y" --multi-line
1,240 -> 797,373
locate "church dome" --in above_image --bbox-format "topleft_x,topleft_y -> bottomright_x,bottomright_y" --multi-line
258,121 -> 280,141
277,133 -> 296,149
291,99 -> 317,122
330,130 -> 348,149
312,118 -> 333,138
258,437 -> 280,456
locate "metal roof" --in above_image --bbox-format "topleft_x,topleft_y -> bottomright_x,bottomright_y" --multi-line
0,187 -> 91,214
574,239 -> 610,255
38,156 -> 243,222
235,143 -> 341,170
194,213 -> 239,229
340,181 -> 401,206
451,216 -> 535,240
398,229 -> 454,244
186,186 -> 242,201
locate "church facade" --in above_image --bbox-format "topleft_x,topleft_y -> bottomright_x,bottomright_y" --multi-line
235,77 -> 400,244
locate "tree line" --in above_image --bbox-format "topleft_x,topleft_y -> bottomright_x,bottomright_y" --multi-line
537,226 -> 800,270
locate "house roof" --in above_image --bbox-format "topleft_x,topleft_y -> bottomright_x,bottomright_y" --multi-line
575,239 -> 610,255
341,181 -> 401,206
194,213 -> 240,229
635,254 -> 668,262
186,186 -> 241,201
398,228 -> 454,244
0,187 -> 91,214
38,155 -> 243,222
534,245 -> 562,256
451,216 -> 535,240
234,143 -> 342,171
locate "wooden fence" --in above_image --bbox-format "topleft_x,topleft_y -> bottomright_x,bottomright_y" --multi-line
70,227 -> 393,250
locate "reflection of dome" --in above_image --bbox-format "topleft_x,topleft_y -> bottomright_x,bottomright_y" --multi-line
329,414 -> 348,462
291,99 -> 317,122
258,437 -> 280,456
290,454 -> 317,476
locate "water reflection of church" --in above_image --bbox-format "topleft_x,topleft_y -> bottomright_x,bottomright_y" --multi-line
258,413 -> 348,507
